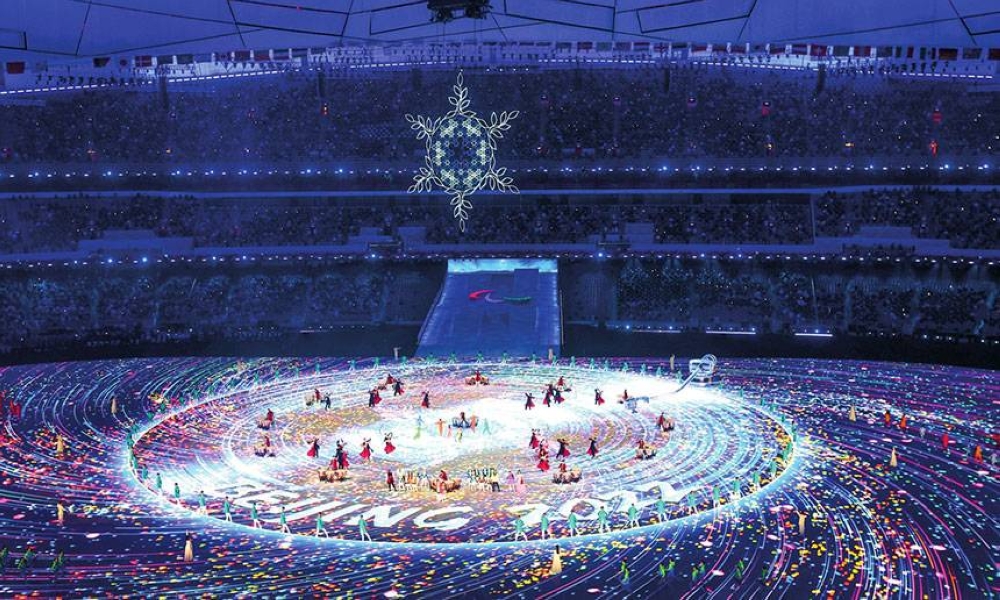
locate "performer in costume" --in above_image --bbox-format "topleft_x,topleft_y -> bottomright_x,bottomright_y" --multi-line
307,438 -> 320,458
421,391 -> 431,408
587,437 -> 598,458
384,433 -> 396,454
515,470 -> 526,494
360,438 -> 373,461
335,440 -> 350,469
529,429 -> 540,449
513,517 -> 527,541
358,516 -> 371,541
524,393 -> 535,410
556,438 -> 570,459
250,501 -> 261,528
594,389 -> 605,406
537,446 -> 550,472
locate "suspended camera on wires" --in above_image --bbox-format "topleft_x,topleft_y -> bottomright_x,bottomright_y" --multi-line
428,0 -> 491,23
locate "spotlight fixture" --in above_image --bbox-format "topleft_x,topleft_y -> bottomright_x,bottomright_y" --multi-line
428,0 -> 490,23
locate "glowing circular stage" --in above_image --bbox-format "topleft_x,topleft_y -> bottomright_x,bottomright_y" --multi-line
0,357 -> 995,598
133,363 -> 794,544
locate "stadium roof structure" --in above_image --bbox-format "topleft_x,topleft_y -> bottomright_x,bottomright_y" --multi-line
0,0 -> 997,61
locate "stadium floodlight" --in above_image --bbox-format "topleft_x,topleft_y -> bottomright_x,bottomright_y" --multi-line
428,0 -> 490,23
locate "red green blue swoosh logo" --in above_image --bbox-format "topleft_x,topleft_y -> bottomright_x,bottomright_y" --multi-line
468,290 -> 532,305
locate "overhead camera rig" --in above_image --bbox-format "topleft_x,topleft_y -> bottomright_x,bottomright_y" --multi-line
428,0 -> 491,23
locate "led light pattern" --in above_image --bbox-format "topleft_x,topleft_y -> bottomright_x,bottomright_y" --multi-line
406,72 -> 518,231
0,357 -> 994,599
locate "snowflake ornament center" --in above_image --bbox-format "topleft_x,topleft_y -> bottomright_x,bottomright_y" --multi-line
406,73 -> 519,231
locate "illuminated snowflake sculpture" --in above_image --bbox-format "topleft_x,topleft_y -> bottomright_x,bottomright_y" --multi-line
406,72 -> 519,231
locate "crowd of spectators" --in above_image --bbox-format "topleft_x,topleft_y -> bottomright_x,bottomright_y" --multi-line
0,257 -> 995,356
0,263 -> 443,353
562,258 -> 999,338
1,65 -> 996,167
816,187 -> 1000,249
4,187 -> 999,254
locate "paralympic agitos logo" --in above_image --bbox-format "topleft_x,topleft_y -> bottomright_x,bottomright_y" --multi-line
468,289 -> 532,305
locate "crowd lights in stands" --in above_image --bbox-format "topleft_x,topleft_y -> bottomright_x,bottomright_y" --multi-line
0,249 -> 993,269
1,57 -> 991,100
794,330 -> 834,338
609,324 -> 681,333
705,328 -> 757,335
0,163 -> 994,181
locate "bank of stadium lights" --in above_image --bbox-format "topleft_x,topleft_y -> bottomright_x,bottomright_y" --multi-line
428,0 -> 490,23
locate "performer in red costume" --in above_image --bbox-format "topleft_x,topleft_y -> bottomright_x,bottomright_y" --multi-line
556,438 -> 570,459
335,440 -> 350,469
537,446 -> 550,472
383,433 -> 396,454
360,438 -> 373,461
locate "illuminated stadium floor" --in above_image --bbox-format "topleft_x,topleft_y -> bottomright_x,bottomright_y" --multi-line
0,357 -> 995,598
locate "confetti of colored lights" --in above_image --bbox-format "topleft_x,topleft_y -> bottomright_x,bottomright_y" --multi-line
0,357 -> 995,598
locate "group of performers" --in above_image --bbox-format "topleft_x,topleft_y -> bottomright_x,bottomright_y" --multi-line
451,410 -> 479,429
255,369 -> 681,503
315,433 -> 398,482
305,389 -> 332,409
257,408 -> 275,430
552,461 -> 582,484
254,434 -> 275,457
635,440 -> 657,460
656,412 -> 676,433
530,430 -> 578,471
366,373 -> 406,407
524,376 -> 574,410
430,469 -> 460,493
465,370 -> 490,385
